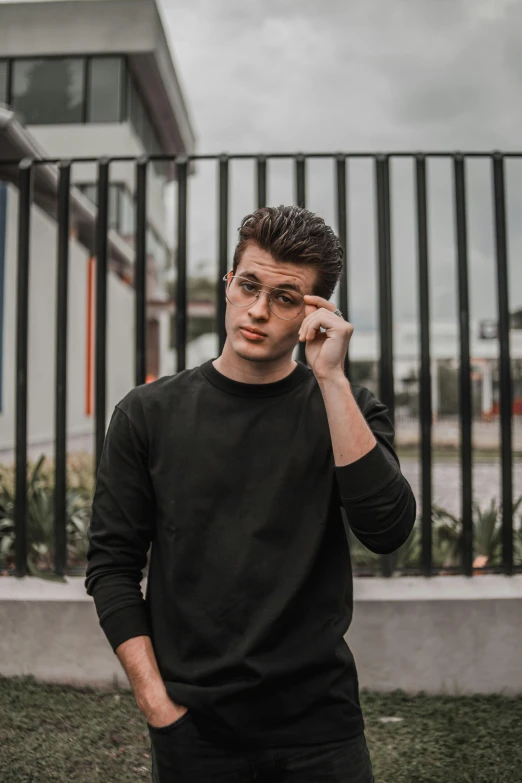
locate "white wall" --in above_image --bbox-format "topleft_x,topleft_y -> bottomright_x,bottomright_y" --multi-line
0,183 -> 135,460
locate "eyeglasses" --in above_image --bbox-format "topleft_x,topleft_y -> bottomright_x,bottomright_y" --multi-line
222,274 -> 306,320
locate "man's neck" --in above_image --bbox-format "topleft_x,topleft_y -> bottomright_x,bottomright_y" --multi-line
212,345 -> 297,385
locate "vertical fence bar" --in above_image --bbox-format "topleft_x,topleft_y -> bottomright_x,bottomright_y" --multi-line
0,183 -> 6,416
257,156 -> 267,209
217,155 -> 229,353
135,156 -> 148,387
295,154 -> 306,208
492,153 -> 513,575
54,161 -> 71,577
453,154 -> 473,577
295,155 -> 307,364
14,159 -> 32,578
336,154 -> 350,379
95,158 -> 110,475
176,156 -> 189,372
415,155 -> 433,577
375,155 -> 395,577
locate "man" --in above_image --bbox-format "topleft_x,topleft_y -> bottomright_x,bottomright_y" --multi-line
85,205 -> 416,782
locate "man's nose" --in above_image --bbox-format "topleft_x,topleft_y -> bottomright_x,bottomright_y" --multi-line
247,292 -> 270,319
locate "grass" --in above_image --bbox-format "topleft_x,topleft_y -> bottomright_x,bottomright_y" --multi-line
362,690 -> 522,783
1,676 -> 521,783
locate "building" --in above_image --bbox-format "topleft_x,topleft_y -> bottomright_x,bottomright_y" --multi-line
182,316 -> 522,421
349,319 -> 522,419
0,0 -> 196,459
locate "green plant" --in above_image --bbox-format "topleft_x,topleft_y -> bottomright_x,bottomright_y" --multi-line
348,493 -> 522,575
413,495 -> 522,571
393,523 -> 421,570
0,453 -> 94,580
347,527 -> 381,569
474,498 -> 503,563
431,504 -> 463,567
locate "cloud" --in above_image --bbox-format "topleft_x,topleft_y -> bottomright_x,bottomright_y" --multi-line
161,0 -> 522,329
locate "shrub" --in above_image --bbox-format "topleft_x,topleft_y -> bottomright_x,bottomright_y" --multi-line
0,453 -> 94,579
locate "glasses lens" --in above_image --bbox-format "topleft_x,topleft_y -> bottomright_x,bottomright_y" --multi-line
269,288 -> 304,320
226,276 -> 259,307
226,277 -> 304,320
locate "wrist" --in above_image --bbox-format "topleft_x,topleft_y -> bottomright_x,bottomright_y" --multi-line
316,368 -> 349,390
136,684 -> 169,715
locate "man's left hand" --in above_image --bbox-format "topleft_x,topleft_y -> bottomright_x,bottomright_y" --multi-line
298,295 -> 354,381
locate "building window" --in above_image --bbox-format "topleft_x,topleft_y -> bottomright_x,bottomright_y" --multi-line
3,57 -> 166,171
78,182 -> 120,231
77,182 -> 136,238
108,185 -> 121,231
120,187 -> 135,236
78,184 -> 97,206
0,60 -> 8,105
12,58 -> 85,124
87,57 -> 125,123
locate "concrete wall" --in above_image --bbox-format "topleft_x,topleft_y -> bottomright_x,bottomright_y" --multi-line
1,575 -> 521,695
0,0 -> 196,156
348,575 -> 522,696
0,183 -> 135,458
0,0 -> 159,57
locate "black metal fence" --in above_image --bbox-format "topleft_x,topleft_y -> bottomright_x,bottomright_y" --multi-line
2,152 -> 519,580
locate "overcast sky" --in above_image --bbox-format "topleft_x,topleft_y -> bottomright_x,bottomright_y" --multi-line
161,0 -> 522,331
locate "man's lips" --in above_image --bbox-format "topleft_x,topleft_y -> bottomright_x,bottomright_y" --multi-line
240,327 -> 267,341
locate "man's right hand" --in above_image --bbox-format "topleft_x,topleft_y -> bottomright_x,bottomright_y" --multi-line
145,696 -> 189,729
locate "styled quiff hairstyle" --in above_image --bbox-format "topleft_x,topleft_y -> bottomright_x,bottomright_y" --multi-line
232,205 -> 343,300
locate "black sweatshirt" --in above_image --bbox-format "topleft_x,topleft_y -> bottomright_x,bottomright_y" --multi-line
85,358 -> 416,748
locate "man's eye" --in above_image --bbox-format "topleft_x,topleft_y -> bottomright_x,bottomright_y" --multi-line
241,283 -> 257,292
275,293 -> 293,304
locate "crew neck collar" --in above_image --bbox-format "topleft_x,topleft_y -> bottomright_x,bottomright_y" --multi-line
199,358 -> 310,398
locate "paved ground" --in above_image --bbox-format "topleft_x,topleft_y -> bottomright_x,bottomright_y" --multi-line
400,456 -> 522,518
396,415 -> 522,450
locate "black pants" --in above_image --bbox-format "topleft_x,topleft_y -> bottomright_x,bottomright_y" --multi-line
148,711 -> 375,782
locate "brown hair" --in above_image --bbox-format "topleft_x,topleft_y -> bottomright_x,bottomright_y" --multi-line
232,205 -> 343,300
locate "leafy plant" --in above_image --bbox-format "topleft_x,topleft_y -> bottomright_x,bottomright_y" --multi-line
0,453 -> 94,580
348,494 -> 522,575
431,504 -> 463,568
2,451 -> 522,580
394,523 -> 421,570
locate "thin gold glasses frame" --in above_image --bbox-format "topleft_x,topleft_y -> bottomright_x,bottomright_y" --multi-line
222,273 -> 306,321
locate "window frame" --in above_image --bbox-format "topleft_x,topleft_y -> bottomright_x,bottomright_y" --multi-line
3,54 -> 130,126
86,55 -> 127,124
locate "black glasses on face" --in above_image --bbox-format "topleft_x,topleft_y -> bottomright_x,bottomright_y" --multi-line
223,274 -> 305,320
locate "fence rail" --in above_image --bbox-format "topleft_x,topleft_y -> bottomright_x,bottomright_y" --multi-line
1,151 -> 518,579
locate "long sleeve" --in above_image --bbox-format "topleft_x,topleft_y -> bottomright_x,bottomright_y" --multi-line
84,401 -> 156,653
334,385 -> 416,555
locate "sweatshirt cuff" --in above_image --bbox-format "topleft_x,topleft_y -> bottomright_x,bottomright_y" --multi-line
335,442 -> 398,501
100,603 -> 152,654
